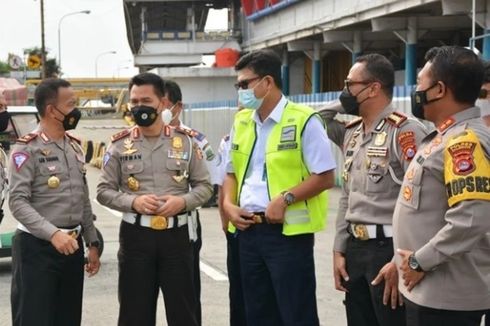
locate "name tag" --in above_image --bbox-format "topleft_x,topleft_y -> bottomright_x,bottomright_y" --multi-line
277,142 -> 298,151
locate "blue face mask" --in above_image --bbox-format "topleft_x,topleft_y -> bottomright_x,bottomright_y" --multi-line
238,88 -> 264,110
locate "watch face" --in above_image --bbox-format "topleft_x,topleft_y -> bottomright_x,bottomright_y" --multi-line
409,255 -> 419,270
285,193 -> 295,205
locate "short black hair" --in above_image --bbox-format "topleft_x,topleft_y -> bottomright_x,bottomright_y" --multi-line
355,53 -> 394,99
483,60 -> 490,84
34,78 -> 71,117
425,46 -> 484,104
128,72 -> 165,98
235,49 -> 282,89
163,79 -> 182,104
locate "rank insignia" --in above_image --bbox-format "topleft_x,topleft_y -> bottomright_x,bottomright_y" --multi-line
172,136 -> 183,149
406,168 -> 415,182
374,132 -> 387,146
123,138 -> 138,155
127,175 -> 140,191
47,175 -> 60,189
12,152 -> 29,171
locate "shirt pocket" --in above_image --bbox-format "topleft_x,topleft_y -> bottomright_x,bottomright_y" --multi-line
366,160 -> 390,193
122,161 -> 144,175
38,164 -> 66,191
166,159 -> 189,185
400,167 -> 424,210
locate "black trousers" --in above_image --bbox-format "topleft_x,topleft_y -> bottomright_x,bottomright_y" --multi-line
11,230 -> 84,326
343,236 -> 406,326
226,231 -> 247,326
404,297 -> 486,326
118,221 -> 197,326
192,213 -> 202,326
239,224 -> 319,326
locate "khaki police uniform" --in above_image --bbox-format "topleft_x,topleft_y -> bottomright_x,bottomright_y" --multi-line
9,130 -> 97,326
321,103 -> 428,326
393,107 -> 490,314
96,125 -> 212,326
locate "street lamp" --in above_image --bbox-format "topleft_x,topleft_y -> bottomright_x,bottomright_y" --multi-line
58,10 -> 91,71
95,51 -> 117,78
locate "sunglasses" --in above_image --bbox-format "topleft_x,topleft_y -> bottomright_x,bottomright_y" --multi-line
234,76 -> 261,90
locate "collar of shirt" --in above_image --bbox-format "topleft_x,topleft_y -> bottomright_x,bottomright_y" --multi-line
251,95 -> 288,126
367,104 -> 394,132
437,106 -> 482,135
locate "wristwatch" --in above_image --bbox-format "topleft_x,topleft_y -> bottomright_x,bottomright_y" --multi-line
408,253 -> 423,272
281,191 -> 296,206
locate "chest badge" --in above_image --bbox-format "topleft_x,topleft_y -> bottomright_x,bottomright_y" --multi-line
172,136 -> 183,149
41,149 -> 51,156
127,175 -> 140,191
374,132 -> 387,146
123,138 -> 138,155
47,175 -> 60,189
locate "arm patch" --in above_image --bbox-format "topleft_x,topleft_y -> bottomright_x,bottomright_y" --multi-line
444,129 -> 490,207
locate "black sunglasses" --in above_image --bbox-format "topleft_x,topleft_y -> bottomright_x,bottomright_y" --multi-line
234,76 -> 261,90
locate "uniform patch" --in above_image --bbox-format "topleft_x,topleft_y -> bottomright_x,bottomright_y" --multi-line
367,146 -> 388,157
277,142 -> 298,151
12,152 -> 29,171
444,129 -> 490,207
438,117 -> 455,133
374,132 -> 387,146
280,125 -> 296,142
168,150 -> 189,160
398,131 -> 417,160
103,152 -> 111,167
447,140 -> 476,175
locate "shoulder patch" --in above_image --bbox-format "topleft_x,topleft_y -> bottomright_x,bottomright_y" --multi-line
12,152 -> 30,171
444,129 -> 490,207
17,132 -> 38,144
111,129 -> 131,143
345,117 -> 363,129
66,132 -> 81,144
386,112 -> 408,128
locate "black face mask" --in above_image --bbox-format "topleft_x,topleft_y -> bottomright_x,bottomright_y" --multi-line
131,105 -> 158,127
54,107 -> 81,131
338,85 -> 371,116
0,110 -> 10,132
410,83 -> 440,120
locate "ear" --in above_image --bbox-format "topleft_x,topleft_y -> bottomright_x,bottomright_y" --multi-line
370,82 -> 382,97
436,81 -> 446,99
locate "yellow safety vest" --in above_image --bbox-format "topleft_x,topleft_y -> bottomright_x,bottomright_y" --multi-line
230,101 -> 328,235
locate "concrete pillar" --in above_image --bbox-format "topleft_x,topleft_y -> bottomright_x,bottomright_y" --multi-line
483,29 -> 490,60
282,48 -> 290,95
352,31 -> 362,64
312,41 -> 321,94
405,17 -> 417,86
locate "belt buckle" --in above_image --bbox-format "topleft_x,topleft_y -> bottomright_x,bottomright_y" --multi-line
150,216 -> 168,230
67,226 -> 81,239
252,214 -> 264,224
352,224 -> 369,240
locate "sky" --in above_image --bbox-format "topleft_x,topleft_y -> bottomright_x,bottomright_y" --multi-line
0,0 -> 227,78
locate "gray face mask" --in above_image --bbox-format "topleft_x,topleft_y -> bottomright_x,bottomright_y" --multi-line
475,99 -> 490,118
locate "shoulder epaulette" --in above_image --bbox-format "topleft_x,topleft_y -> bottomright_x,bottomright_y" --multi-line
17,132 -> 38,144
66,132 -> 81,144
386,111 -> 408,128
111,129 -> 131,143
175,125 -> 198,138
345,117 -> 363,129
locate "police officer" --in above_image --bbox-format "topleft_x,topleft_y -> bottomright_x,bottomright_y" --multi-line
318,54 -> 428,326
223,49 -> 336,325
97,72 -> 212,326
393,46 -> 490,326
9,78 -> 100,326
164,79 -> 220,325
